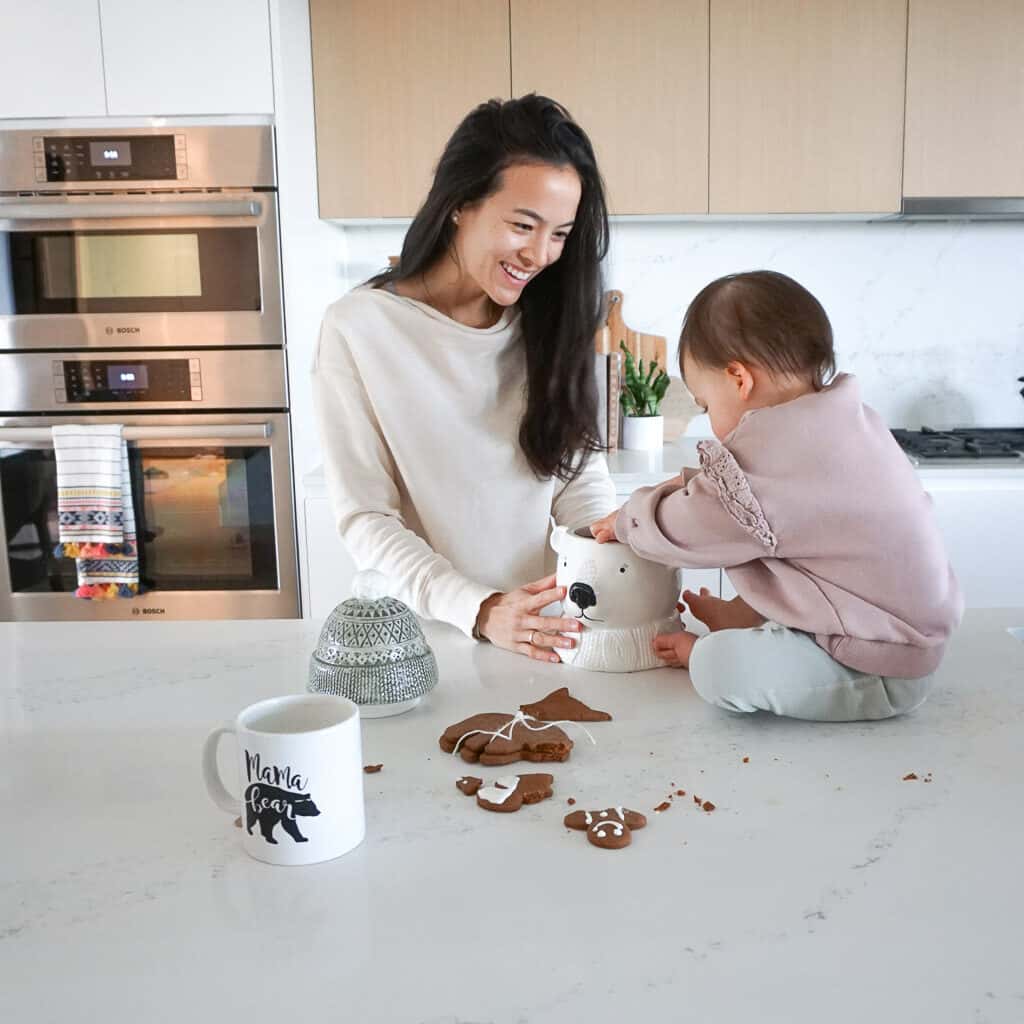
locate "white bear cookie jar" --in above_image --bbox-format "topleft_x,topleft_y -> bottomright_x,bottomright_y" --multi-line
550,525 -> 682,672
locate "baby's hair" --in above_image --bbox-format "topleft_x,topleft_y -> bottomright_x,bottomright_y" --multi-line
679,271 -> 836,390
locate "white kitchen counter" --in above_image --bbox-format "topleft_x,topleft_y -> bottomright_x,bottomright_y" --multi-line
3,612 -> 1023,1023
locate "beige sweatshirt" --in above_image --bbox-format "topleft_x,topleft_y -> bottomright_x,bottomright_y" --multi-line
312,285 -> 617,637
614,374 -> 963,678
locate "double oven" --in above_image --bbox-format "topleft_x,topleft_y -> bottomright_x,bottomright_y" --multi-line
0,125 -> 299,621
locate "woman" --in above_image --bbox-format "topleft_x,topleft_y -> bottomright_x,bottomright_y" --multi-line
312,94 -> 617,661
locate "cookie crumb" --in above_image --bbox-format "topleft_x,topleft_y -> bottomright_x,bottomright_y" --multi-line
693,795 -> 701,805
233,817 -> 242,829
654,801 -> 671,813
363,764 -> 383,774
902,772 -> 918,781
702,801 -> 715,812
567,797 -> 576,805
742,756 -> 750,763
676,789 -> 686,797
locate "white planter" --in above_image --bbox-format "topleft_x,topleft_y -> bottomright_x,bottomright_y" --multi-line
621,415 -> 663,451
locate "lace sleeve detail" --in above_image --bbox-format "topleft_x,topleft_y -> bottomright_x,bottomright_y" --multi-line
697,440 -> 777,553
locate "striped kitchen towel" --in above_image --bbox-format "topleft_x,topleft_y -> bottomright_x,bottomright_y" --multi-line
52,424 -> 139,599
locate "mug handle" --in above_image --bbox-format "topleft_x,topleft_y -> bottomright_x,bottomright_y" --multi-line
202,725 -> 239,814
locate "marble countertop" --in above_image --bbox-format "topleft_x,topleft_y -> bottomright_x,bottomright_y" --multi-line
3,612 -> 1023,1023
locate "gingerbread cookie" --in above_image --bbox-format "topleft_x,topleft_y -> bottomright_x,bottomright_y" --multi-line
564,807 -> 647,849
519,687 -> 612,723
439,712 -> 573,765
474,774 -> 554,813
456,776 -> 482,795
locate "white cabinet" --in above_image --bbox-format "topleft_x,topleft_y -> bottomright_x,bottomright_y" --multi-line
0,1 -> 106,117
0,1 -> 273,119
303,495 -> 358,623
924,474 -> 1024,609
99,0 -> 274,115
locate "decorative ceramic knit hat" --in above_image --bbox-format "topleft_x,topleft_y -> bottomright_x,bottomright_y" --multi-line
308,571 -> 438,717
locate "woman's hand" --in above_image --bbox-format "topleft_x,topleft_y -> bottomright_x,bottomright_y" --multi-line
475,573 -> 582,662
589,508 -> 620,544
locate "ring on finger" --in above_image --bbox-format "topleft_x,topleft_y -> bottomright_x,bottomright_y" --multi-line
529,628 -> 538,646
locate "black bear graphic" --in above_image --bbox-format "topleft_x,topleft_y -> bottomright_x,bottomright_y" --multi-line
244,783 -> 321,845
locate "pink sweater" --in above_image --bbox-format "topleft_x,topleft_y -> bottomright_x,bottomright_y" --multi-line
614,374 -> 963,678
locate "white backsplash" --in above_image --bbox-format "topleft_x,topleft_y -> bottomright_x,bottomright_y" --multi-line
340,218 -> 1024,432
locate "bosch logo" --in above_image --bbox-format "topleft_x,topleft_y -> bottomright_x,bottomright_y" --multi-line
132,607 -> 140,615
141,607 -> 166,615
105,327 -> 114,335
116,327 -> 141,334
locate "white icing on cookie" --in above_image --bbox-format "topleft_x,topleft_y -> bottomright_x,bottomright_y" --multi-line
478,776 -> 521,805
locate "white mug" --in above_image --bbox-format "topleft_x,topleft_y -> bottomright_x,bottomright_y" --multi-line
202,694 -> 366,866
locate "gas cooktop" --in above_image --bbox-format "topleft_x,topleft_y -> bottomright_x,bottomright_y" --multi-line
891,427 -> 1024,462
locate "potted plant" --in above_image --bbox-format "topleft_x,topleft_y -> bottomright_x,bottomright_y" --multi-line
619,342 -> 670,451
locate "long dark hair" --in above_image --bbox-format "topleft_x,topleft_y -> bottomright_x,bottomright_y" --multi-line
367,94 -> 610,481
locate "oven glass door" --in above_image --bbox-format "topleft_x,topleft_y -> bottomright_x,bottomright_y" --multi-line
3,227 -> 261,314
2,415 -> 299,614
3,442 -> 277,594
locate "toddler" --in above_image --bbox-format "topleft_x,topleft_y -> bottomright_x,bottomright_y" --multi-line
591,271 -> 963,721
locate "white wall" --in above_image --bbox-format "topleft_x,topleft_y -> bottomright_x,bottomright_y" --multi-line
271,4 -> 1024,485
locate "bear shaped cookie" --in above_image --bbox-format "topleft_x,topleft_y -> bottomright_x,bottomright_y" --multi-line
564,806 -> 647,849
456,774 -> 554,813
439,713 -> 573,765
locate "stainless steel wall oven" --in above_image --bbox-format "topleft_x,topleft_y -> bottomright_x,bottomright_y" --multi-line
0,125 -> 299,621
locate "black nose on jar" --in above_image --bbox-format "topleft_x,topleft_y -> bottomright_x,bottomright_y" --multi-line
568,581 -> 597,611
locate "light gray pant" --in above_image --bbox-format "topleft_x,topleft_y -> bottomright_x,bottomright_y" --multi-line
688,621 -> 934,722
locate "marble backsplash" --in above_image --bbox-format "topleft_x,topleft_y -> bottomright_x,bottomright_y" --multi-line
339,218 -> 1024,430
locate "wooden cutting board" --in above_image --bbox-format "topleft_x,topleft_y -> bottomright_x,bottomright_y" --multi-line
594,290 -> 668,372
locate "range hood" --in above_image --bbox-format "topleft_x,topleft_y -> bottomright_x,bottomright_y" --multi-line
901,197 -> 1024,220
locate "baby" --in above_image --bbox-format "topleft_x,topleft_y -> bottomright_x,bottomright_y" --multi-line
591,271 -> 963,722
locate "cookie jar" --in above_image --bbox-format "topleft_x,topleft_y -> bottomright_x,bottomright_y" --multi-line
308,571 -> 438,717
550,524 -> 682,673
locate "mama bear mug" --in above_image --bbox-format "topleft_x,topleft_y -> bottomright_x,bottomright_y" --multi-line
202,693 -> 366,866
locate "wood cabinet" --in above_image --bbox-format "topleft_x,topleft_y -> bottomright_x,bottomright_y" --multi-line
99,0 -> 274,116
709,0 -> 907,213
310,0 -> 511,219
904,0 -> 1024,197
510,0 -> 708,215
0,1 -> 106,118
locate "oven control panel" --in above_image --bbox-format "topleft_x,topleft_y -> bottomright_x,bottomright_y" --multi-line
35,134 -> 187,183
54,359 -> 202,403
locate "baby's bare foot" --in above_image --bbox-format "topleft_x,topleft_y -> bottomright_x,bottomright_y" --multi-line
652,629 -> 698,668
681,589 -> 767,632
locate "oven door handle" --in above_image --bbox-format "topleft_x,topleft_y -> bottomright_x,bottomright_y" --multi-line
0,424 -> 272,444
0,198 -> 262,221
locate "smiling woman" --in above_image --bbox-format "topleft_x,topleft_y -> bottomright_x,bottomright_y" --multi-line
311,95 -> 618,662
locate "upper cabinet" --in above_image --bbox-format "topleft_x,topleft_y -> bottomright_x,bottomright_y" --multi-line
310,0 -> 511,219
99,0 -> 274,116
904,0 -> 1024,197
0,1 -> 106,118
0,0 -> 273,119
710,0 -> 908,214
510,0 -> 709,215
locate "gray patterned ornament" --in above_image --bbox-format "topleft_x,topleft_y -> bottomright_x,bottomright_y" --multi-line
308,571 -> 438,717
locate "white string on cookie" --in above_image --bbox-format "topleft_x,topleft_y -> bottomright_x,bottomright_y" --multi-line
451,710 -> 597,756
